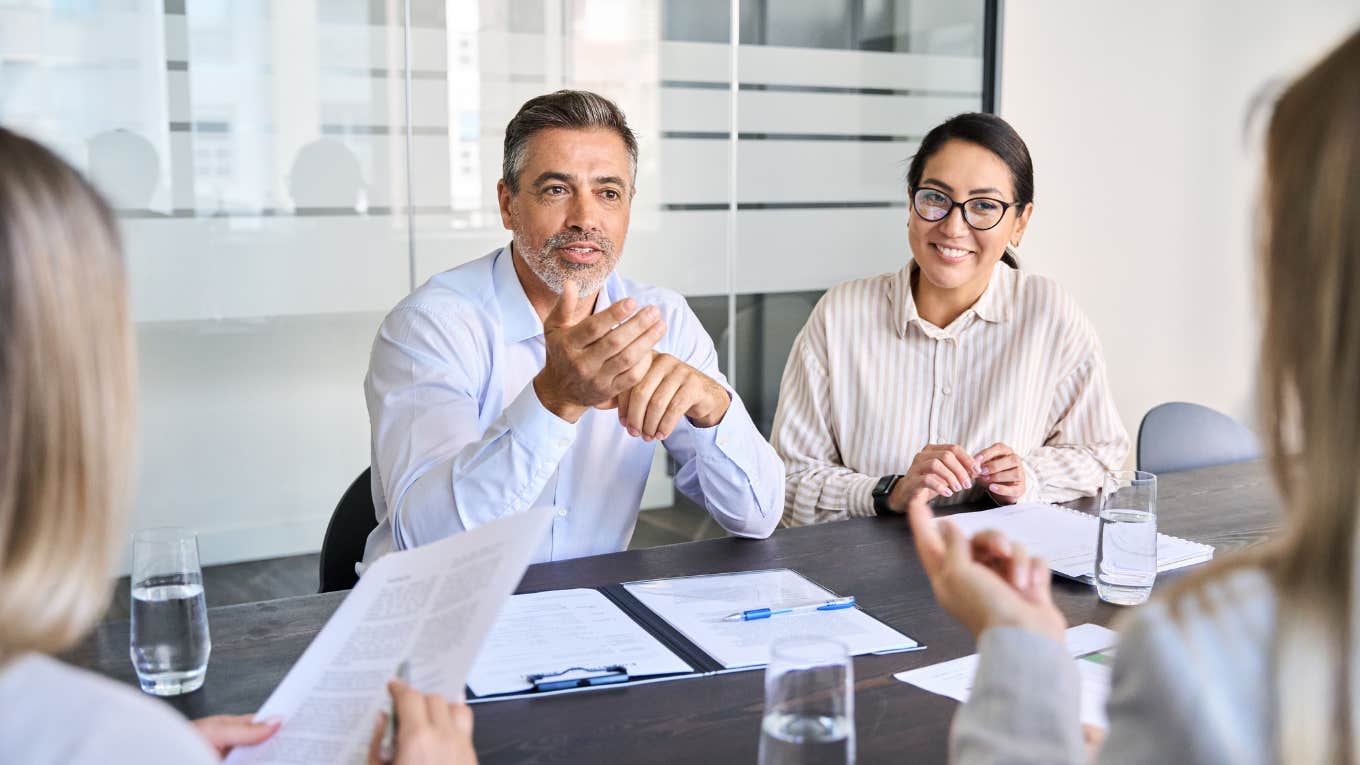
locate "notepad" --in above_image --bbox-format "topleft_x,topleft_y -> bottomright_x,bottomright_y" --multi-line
941,503 -> 1214,582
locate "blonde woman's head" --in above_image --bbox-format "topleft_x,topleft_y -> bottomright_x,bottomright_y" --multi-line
1254,28 -> 1360,764
0,128 -> 135,658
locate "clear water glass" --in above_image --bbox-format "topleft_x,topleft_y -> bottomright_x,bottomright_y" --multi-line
759,636 -> 855,765
1096,470 -> 1158,606
129,527 -> 211,695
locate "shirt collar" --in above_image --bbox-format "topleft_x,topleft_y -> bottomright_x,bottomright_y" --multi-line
492,244 -> 622,343
890,260 -> 1016,338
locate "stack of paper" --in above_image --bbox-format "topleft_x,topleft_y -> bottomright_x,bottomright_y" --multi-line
941,503 -> 1214,582
894,623 -> 1117,729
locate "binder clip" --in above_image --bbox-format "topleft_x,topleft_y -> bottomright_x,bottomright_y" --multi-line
527,665 -> 630,692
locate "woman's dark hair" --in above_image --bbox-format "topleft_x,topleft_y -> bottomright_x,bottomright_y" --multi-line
906,112 -> 1034,268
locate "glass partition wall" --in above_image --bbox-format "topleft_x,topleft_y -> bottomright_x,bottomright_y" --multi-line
0,0 -> 992,566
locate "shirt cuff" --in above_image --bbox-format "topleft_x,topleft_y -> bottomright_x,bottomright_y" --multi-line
678,388 -> 749,462
845,473 -> 881,518
1019,460 -> 1043,503
503,380 -> 578,456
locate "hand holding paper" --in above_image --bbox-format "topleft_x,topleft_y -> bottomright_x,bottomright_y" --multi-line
225,506 -> 555,765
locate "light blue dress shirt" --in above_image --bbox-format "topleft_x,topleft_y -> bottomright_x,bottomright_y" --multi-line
361,246 -> 783,566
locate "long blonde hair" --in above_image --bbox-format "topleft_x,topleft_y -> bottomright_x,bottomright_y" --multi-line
1184,28 -> 1360,763
0,128 -> 136,659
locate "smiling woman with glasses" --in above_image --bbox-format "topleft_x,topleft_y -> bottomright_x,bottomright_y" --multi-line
771,112 -> 1129,526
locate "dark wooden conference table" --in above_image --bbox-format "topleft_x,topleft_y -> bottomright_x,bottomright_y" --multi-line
69,461 -> 1279,763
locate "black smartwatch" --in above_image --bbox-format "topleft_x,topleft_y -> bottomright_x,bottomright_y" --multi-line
872,474 -> 903,515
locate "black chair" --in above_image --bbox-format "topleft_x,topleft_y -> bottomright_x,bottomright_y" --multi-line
318,467 -> 378,593
1136,401 -> 1261,475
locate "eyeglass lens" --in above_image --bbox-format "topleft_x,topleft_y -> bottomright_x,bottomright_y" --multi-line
912,188 -> 1006,230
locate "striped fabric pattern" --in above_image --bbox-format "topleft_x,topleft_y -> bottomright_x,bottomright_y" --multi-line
771,261 -> 1130,527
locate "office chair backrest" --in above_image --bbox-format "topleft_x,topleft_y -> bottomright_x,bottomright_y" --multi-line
1137,401 -> 1261,474
318,467 -> 377,592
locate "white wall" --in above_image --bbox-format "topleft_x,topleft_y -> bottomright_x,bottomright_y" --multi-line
999,0 -> 1359,448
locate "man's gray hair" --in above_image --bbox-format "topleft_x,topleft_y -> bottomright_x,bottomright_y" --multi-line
501,90 -> 638,192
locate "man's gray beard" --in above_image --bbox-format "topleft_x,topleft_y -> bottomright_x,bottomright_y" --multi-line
515,230 -> 618,296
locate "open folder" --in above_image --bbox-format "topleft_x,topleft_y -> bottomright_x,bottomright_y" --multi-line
466,568 -> 921,701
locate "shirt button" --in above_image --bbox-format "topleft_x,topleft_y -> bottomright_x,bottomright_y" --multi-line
556,508 -> 568,517
942,387 -> 952,396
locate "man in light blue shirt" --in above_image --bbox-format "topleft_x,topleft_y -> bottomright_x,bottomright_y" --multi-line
362,90 -> 783,566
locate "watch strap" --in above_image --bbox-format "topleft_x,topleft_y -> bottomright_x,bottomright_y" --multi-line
872,474 -> 903,515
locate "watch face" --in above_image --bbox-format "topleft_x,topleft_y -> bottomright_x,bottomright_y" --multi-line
874,476 -> 894,496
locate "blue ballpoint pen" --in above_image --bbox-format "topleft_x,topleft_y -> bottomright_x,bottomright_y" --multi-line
723,595 -> 856,622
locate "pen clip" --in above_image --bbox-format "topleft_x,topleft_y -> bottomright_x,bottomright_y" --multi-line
527,665 -> 629,692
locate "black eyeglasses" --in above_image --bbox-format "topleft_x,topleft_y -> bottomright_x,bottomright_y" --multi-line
911,187 -> 1017,231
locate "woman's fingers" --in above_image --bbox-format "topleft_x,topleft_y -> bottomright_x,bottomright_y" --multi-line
922,461 -> 965,496
905,486 -> 946,573
450,703 -> 475,735
1028,556 -> 1053,603
980,453 -> 1020,476
426,690 -> 453,728
972,442 -> 1010,469
986,466 -> 1024,485
921,474 -> 952,497
935,451 -> 974,492
390,680 -> 431,730
1006,540 -> 1032,589
366,713 -> 388,765
190,714 -> 282,756
938,519 -> 973,566
987,480 -> 1024,498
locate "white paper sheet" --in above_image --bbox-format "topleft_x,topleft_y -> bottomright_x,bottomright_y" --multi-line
224,506 -> 556,765
894,623 -> 1118,729
465,588 -> 692,697
941,504 -> 1214,580
621,569 -> 918,669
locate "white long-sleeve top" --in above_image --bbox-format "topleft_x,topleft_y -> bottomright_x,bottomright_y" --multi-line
953,569 -> 1276,764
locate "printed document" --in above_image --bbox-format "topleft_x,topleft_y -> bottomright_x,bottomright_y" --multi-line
466,588 -> 692,697
894,623 -> 1117,729
622,569 -> 918,669
224,506 -> 555,765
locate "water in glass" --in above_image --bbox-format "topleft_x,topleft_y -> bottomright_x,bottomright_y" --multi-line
131,575 -> 210,695
1096,507 -> 1157,605
760,711 -> 853,765
759,636 -> 854,765
129,527 -> 211,695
